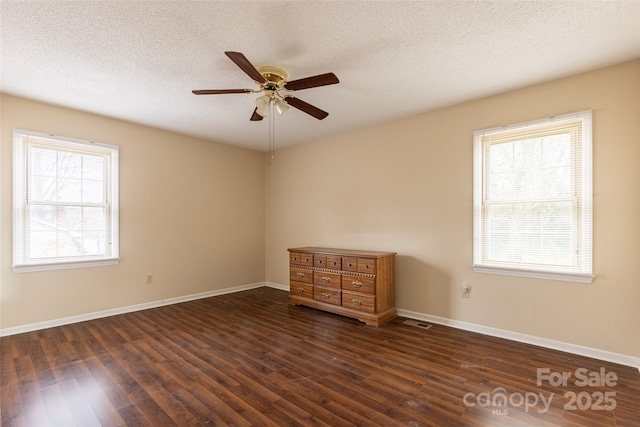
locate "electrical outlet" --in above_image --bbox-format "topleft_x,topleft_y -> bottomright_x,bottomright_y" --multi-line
462,282 -> 471,298
146,274 -> 153,284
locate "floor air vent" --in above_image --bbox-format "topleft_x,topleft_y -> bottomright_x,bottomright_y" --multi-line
403,319 -> 432,329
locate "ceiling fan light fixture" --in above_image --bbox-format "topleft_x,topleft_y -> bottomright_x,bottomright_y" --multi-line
255,94 -> 271,118
274,98 -> 289,115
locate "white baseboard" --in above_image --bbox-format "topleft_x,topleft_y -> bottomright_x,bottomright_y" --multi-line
265,281 -> 289,291
0,281 -> 267,337
397,308 -> 640,369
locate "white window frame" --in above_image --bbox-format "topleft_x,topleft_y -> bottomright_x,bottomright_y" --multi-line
13,129 -> 119,273
473,111 -> 593,283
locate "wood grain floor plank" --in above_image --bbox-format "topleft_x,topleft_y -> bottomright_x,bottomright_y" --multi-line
0,382 -> 24,427
39,383 -> 76,425
266,369 -> 357,426
153,358 -> 235,423
57,379 -> 102,427
268,368 -> 401,426
152,372 -> 230,426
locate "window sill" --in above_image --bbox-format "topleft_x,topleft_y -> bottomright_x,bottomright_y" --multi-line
472,264 -> 594,284
12,258 -> 120,273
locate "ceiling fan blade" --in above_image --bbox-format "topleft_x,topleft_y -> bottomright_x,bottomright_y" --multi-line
192,89 -> 252,95
284,97 -> 329,120
250,108 -> 264,121
225,51 -> 266,84
284,73 -> 339,91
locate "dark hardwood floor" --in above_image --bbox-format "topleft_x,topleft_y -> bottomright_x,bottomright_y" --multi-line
1,287 -> 639,426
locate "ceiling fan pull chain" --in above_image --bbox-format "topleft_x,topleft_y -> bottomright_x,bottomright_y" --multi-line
269,102 -> 275,164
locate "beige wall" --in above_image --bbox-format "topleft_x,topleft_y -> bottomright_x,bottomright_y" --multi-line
265,60 -> 640,358
1,94 -> 265,329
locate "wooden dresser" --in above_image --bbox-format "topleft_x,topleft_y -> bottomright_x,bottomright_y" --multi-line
287,247 -> 396,326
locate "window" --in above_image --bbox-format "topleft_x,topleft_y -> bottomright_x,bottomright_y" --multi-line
13,129 -> 119,272
473,111 -> 593,283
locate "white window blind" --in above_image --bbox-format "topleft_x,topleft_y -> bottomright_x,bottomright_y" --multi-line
473,111 -> 593,283
13,129 -> 119,272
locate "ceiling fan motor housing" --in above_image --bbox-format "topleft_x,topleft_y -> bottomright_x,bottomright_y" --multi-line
258,66 -> 288,90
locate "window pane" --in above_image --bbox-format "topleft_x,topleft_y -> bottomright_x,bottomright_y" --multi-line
488,134 -> 572,201
82,230 -> 106,255
58,151 -> 82,179
82,179 -> 104,203
58,178 -> 82,202
543,134 -> 570,167
83,154 -> 104,180
60,206 -> 82,231
485,201 -> 573,267
30,175 -> 57,202
29,205 -> 59,258
29,205 -> 56,229
29,148 -> 107,204
27,205 -> 107,260
31,147 -> 57,177
83,207 -> 105,230
29,231 -> 57,259
57,231 -> 79,257
30,147 -> 58,202
82,207 -> 107,255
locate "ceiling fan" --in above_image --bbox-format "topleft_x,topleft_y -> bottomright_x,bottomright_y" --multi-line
193,51 -> 339,121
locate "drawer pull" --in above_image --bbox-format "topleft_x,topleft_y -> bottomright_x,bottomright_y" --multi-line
296,287 -> 304,293
322,276 -> 331,283
322,293 -> 331,299
352,281 -> 362,288
297,272 -> 304,278
352,299 -> 363,306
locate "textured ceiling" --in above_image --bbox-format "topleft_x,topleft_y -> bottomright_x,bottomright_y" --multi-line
1,1 -> 639,151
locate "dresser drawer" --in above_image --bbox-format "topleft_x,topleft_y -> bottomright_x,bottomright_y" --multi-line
290,283 -> 313,298
357,258 -> 376,273
299,254 -> 314,266
342,291 -> 375,313
327,256 -> 342,270
342,257 -> 357,271
289,252 -> 301,265
290,267 -> 312,284
342,274 -> 375,294
313,286 -> 341,306
313,271 -> 341,289
314,255 -> 327,268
